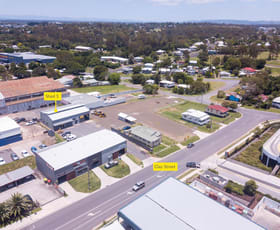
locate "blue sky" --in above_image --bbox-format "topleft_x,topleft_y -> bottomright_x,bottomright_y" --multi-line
1,0 -> 280,22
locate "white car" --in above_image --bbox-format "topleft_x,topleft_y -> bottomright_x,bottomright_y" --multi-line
0,157 -> 6,165
21,150 -> 31,158
67,134 -> 77,141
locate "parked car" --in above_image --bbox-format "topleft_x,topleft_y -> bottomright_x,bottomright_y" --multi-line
0,157 -> 6,165
62,131 -> 71,137
66,134 -> 77,142
104,160 -> 119,169
186,162 -> 200,168
122,126 -> 131,130
39,144 -> 47,149
25,121 -> 35,126
132,181 -> 145,191
187,143 -> 194,148
21,150 -> 31,158
11,153 -> 19,161
14,117 -> 26,123
31,147 -> 38,154
138,94 -> 146,99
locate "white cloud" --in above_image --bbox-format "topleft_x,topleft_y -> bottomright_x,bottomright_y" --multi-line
149,0 -> 224,5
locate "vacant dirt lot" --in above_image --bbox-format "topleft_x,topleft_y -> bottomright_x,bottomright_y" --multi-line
93,96 -> 194,142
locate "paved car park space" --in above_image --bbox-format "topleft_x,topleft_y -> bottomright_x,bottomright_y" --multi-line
93,96 -> 193,142
0,177 -> 62,205
0,149 -> 14,164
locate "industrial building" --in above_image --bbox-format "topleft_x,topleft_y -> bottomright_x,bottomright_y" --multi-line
261,128 -> 280,167
0,76 -> 68,115
0,166 -> 34,192
0,116 -> 22,146
129,125 -> 161,148
40,104 -> 90,131
118,177 -> 265,230
35,129 -> 127,183
0,52 -> 56,64
182,109 -> 210,126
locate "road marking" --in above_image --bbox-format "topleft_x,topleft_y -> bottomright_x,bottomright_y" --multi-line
88,211 -> 101,217
54,174 -> 158,230
127,191 -> 133,195
73,175 -> 171,230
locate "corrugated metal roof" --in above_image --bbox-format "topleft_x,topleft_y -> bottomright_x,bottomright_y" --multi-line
36,129 -> 126,170
0,166 -> 34,187
0,76 -> 65,98
130,126 -> 160,142
0,116 -> 20,133
119,177 -> 266,230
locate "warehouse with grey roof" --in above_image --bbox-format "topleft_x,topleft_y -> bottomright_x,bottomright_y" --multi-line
35,129 -> 127,183
118,177 -> 266,230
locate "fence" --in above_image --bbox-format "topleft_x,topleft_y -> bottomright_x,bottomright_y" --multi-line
111,127 -> 153,152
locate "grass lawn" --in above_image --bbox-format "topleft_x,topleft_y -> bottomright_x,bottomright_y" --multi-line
126,153 -> 143,166
72,85 -> 136,94
258,51 -> 270,60
153,144 -> 167,153
209,81 -> 226,92
243,105 -> 280,114
270,68 -> 280,77
177,169 -> 196,180
101,160 -> 130,178
162,135 -> 177,145
159,101 -> 220,133
85,67 -> 94,73
267,60 -> 280,66
234,127 -> 278,172
181,135 -> 200,146
68,171 -> 101,193
155,145 -> 180,158
210,95 -> 225,104
55,133 -> 64,143
0,156 -> 36,175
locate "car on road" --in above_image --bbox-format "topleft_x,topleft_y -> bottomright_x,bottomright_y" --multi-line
21,150 -> 31,158
11,153 -> 19,161
104,160 -> 119,169
31,146 -> 38,154
39,144 -> 47,149
0,157 -> 6,165
187,143 -> 194,148
66,134 -> 77,142
186,162 -> 200,168
132,181 -> 145,191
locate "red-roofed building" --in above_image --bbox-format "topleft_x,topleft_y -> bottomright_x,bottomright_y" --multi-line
205,104 -> 229,117
241,67 -> 257,75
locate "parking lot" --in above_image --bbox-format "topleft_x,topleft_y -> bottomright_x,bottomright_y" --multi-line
0,176 -> 62,205
93,95 -> 194,142
64,119 -> 150,160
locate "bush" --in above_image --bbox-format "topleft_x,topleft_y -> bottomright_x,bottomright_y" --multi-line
225,180 -> 244,196
217,90 -> 225,98
244,180 -> 258,196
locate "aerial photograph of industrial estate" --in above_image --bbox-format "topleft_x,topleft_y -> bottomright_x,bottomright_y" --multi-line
1,0 -> 280,229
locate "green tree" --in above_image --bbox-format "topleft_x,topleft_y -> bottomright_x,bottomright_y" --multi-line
0,202 -> 9,225
133,66 -> 142,74
256,59 -> 266,69
131,74 -> 145,84
217,90 -> 226,98
108,73 -> 121,85
178,87 -> 185,95
244,180 -> 258,196
143,84 -> 158,95
212,57 -> 220,67
73,77 -> 83,88
225,57 -> 241,71
7,193 -> 32,221
0,65 -> 10,81
94,65 -> 108,81
32,66 -> 46,76
47,67 -> 60,79
172,72 -> 187,83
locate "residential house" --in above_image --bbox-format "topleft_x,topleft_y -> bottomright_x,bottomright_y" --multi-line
220,71 -> 231,78
205,104 -> 229,118
159,80 -> 175,88
182,109 -> 210,126
156,50 -> 166,55
272,97 -> 280,109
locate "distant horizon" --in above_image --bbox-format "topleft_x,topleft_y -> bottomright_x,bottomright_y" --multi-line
1,15 -> 280,25
1,0 -> 280,23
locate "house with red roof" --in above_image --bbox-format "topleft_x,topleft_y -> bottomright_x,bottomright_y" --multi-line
205,104 -> 229,117
240,67 -> 257,76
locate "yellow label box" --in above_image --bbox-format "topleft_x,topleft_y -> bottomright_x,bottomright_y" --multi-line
153,162 -> 178,171
44,92 -> 62,101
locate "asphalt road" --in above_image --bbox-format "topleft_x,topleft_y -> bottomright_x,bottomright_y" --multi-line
22,108 -> 280,230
